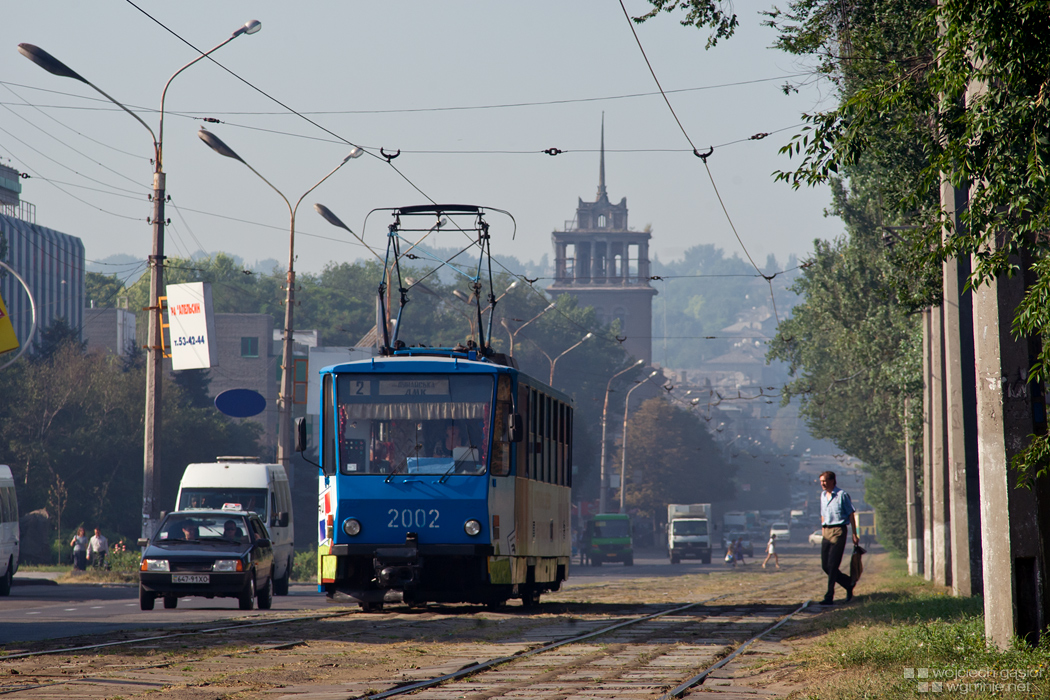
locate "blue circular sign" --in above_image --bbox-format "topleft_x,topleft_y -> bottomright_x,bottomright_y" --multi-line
214,388 -> 267,418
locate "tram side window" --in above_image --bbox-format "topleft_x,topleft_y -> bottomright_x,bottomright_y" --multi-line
566,408 -> 574,487
546,394 -> 554,483
546,394 -> 554,482
490,375 -> 512,476
557,402 -> 564,486
530,388 -> 539,480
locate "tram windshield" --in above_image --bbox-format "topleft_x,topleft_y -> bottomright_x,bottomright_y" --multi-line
334,374 -> 493,476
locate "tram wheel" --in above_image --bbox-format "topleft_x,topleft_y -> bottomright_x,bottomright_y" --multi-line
521,589 -> 541,608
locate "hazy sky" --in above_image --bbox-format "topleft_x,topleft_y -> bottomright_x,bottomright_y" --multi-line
3,1 -> 842,283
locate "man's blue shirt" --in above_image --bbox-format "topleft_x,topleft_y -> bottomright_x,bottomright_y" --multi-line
821,487 -> 855,526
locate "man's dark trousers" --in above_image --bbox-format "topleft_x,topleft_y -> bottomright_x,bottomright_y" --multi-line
821,524 -> 851,601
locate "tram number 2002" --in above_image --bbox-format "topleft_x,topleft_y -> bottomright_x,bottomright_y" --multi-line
387,508 -> 440,529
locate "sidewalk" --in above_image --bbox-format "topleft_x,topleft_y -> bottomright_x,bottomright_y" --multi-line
13,570 -> 60,586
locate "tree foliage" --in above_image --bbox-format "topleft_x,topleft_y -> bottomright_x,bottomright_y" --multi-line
0,322 -> 260,551
85,272 -> 127,309
623,396 -> 735,518
639,0 -> 934,547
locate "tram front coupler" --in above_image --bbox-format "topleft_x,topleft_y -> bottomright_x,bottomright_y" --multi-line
373,536 -> 422,588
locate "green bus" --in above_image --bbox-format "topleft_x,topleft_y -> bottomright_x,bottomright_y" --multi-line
582,513 -> 633,566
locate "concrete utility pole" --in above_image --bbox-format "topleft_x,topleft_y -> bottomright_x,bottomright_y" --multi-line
904,398 -> 923,576
17,22 -> 262,540
922,309 -> 933,580
930,304 -> 952,587
941,178 -> 983,597
972,243 -> 1050,647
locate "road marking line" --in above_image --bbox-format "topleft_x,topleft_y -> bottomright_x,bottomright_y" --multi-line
26,611 -> 40,615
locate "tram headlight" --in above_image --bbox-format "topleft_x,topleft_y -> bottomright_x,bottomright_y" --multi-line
464,519 -> 482,536
343,518 -> 362,536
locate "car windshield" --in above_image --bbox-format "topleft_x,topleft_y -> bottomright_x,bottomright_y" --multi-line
592,519 -> 630,538
335,374 -> 493,476
178,488 -> 267,514
156,514 -> 249,544
672,520 -> 708,536
771,523 -> 789,530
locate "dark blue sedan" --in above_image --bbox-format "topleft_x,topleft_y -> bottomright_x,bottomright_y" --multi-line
138,509 -> 275,611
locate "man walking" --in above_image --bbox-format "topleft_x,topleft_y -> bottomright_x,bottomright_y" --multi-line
88,527 -> 109,570
819,471 -> 858,604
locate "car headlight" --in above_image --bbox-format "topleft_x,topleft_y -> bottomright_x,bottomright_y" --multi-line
141,559 -> 169,572
464,519 -> 482,536
212,559 -> 243,572
343,518 -> 361,536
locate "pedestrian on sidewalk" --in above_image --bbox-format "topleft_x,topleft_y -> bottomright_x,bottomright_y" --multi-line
88,527 -> 109,570
724,539 -> 736,567
763,533 -> 780,569
70,526 -> 88,571
818,470 -> 859,604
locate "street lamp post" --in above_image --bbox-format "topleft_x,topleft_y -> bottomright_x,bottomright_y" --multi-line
620,370 -> 662,514
503,302 -> 555,357
548,333 -> 593,385
19,21 -> 261,540
598,359 -> 645,514
199,129 -> 362,471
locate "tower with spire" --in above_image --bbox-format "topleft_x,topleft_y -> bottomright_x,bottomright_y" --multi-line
547,116 -> 657,364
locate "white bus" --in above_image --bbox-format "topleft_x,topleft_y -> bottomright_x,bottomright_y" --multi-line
0,465 -> 20,595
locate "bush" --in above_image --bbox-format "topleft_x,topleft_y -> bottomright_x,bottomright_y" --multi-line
107,539 -> 141,573
292,546 -> 317,582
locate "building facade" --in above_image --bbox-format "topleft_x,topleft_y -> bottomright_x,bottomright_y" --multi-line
547,120 -> 656,364
0,164 -> 84,352
83,306 -> 137,357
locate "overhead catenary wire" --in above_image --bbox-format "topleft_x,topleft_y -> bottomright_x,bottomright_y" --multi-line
0,71 -> 812,116
617,0 -> 782,326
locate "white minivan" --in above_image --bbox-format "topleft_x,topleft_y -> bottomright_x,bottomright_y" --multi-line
0,465 -> 20,596
175,458 -> 294,595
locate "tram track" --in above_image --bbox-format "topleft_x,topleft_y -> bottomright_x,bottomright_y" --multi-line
349,575 -> 812,700
0,573 -> 818,699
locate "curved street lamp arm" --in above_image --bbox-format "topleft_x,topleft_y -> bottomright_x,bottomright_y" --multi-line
158,37 -> 236,167
550,332 -> 593,384
314,203 -> 384,263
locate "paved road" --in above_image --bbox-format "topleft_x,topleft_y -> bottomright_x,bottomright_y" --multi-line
1,539 -> 819,647
0,582 -> 330,646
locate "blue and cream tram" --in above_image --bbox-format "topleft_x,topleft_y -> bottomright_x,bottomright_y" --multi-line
297,204 -> 573,609
307,350 -> 573,609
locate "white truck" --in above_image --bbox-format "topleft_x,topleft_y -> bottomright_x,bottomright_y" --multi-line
667,503 -> 713,564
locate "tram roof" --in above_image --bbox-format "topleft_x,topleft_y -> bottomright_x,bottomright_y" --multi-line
318,353 -> 574,403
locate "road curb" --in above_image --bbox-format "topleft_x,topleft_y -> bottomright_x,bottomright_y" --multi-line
12,577 -> 59,587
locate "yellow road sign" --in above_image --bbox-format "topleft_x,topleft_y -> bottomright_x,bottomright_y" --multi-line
0,290 -> 19,354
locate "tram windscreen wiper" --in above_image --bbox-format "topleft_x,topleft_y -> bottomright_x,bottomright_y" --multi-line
438,446 -> 476,483
385,462 -> 405,483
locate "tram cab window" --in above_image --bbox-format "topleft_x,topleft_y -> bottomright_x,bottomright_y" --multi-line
490,375 -> 512,476
332,374 -> 494,476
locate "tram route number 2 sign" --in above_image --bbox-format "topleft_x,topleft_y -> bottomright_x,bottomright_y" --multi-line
380,379 -> 449,396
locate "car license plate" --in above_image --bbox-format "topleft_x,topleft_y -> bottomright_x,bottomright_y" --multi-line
172,574 -> 209,584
